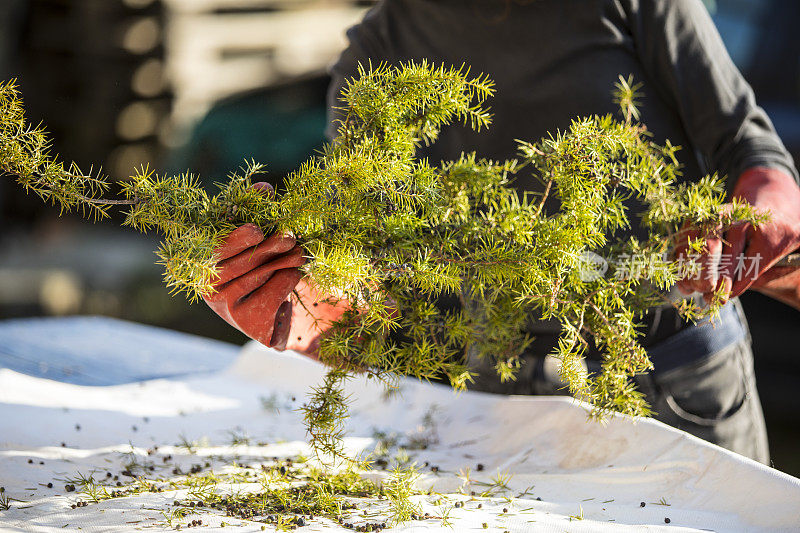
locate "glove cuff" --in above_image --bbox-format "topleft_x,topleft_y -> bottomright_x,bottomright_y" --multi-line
732,166 -> 800,204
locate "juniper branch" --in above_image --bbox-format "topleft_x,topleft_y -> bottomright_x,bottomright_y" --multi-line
1,66 -> 763,455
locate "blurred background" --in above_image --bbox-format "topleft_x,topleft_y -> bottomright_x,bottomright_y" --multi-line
1,0 -> 798,474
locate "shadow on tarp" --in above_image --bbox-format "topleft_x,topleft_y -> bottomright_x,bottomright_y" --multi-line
0,316 -> 240,385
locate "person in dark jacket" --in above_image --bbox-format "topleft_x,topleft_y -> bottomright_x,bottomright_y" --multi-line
205,0 -> 800,464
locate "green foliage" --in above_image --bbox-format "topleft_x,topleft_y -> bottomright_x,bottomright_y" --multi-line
384,465 -> 423,525
0,492 -> 13,512
1,63 -> 763,460
300,370 -> 352,463
0,79 -> 113,220
54,451 -> 399,530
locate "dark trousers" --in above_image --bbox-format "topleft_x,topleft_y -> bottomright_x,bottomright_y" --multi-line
634,300 -> 769,463
465,299 -> 770,464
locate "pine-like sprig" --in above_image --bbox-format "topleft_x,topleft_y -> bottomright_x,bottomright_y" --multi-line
1,64 -> 763,459
0,79 -> 116,219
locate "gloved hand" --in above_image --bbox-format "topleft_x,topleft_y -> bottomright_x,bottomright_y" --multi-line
203,221 -> 305,349
204,182 -> 352,355
284,277 -> 352,358
676,167 -> 800,309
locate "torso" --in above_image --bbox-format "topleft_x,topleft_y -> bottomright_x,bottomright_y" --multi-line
349,0 -> 703,194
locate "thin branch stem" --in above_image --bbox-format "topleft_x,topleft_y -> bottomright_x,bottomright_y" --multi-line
76,194 -> 136,206
535,177 -> 553,218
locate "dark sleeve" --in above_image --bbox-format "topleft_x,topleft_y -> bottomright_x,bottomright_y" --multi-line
620,0 -> 798,190
325,3 -> 391,142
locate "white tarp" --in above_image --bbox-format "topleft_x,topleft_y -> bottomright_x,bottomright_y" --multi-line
1,332 -> 799,532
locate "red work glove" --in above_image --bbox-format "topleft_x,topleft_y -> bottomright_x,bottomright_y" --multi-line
676,167 -> 800,309
203,221 -> 305,349
284,278 -> 352,358
203,182 -> 352,356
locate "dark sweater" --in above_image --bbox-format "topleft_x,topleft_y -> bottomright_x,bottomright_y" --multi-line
326,0 -> 797,189
324,0 -> 798,341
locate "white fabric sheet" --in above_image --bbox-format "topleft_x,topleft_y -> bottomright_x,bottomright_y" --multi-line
1,339 -> 799,532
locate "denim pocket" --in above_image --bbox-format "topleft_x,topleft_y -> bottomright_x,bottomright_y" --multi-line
655,340 -> 748,426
